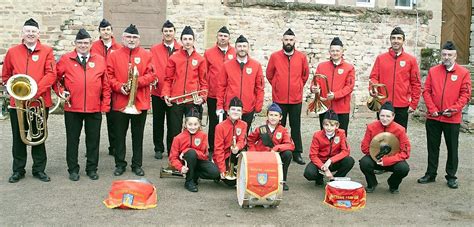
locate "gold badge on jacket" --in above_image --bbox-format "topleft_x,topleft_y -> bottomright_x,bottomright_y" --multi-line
338,68 -> 344,75
192,59 -> 198,66
236,128 -> 242,136
134,57 -> 141,65
89,62 -> 95,68
32,55 -> 39,62
246,67 -> 252,75
276,132 -> 282,140
228,54 -> 234,60
399,61 -> 406,67
334,136 -> 340,144
194,138 -> 201,146
451,74 -> 458,81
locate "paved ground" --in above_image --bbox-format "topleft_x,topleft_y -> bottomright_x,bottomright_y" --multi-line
0,111 -> 473,225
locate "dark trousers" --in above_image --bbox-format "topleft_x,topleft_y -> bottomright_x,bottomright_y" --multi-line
207,97 -> 218,155
303,156 -> 354,181
277,103 -> 303,153
241,111 -> 255,134
9,108 -> 48,174
183,149 -> 220,181
106,106 -> 116,154
279,150 -> 293,181
168,103 -> 203,149
359,155 -> 409,189
64,111 -> 101,174
425,119 -> 460,180
319,112 -> 350,136
113,110 -> 147,169
376,106 -> 409,130
152,95 -> 172,154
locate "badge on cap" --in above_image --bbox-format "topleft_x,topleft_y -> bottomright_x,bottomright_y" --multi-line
88,62 -> 95,68
194,138 -> 201,146
228,54 -> 234,60
334,136 -> 340,144
134,57 -> 141,64
276,132 -> 282,140
246,67 -> 252,75
338,68 -> 344,75
236,128 -> 242,136
451,74 -> 458,81
32,55 -> 39,62
399,61 -> 406,67
192,59 -> 198,66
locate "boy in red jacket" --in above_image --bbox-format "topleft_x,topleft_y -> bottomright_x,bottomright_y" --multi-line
303,110 -> 354,186
169,107 -> 220,192
359,102 -> 410,194
247,103 -> 294,191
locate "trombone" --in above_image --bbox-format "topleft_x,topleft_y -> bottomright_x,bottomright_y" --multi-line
307,74 -> 330,115
168,89 -> 207,105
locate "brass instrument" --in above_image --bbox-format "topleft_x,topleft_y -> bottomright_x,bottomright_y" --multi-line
366,83 -> 388,112
168,89 -> 208,105
55,80 -> 71,108
121,64 -> 141,115
307,74 -> 330,115
224,136 -> 238,181
369,132 -> 400,161
160,163 -> 185,178
6,74 -> 48,146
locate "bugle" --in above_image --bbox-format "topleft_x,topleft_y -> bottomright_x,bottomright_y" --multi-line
224,136 -> 238,181
307,74 -> 330,115
366,83 -> 388,112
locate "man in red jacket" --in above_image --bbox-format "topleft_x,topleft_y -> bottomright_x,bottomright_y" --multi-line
107,24 -> 156,177
55,29 -> 111,181
418,41 -> 471,189
359,102 -> 410,194
303,110 -> 354,186
267,29 -> 309,165
216,35 -> 264,133
150,20 -> 182,159
311,37 -> 355,136
247,103 -> 294,190
91,18 -> 122,156
369,27 -> 421,130
163,26 -> 207,154
2,18 -> 56,183
204,26 -> 236,161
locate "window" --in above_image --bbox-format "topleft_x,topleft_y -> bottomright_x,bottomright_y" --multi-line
395,0 -> 414,10
315,0 -> 336,5
356,0 -> 375,8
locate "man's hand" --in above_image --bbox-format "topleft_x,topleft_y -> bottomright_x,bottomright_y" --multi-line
121,84 -> 129,95
193,96 -> 204,105
231,145 -> 239,154
369,88 -> 378,97
180,166 -> 189,174
376,159 -> 384,166
220,172 -> 226,180
322,159 -> 332,171
431,111 -> 439,117
326,92 -> 335,101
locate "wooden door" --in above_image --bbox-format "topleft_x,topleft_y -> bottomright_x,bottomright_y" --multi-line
441,0 -> 472,64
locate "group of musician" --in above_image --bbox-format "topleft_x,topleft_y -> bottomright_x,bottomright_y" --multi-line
2,18 -> 471,194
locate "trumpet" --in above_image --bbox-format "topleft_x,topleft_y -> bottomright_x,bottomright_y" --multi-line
224,136 -> 238,181
121,64 -> 141,115
6,74 -> 48,146
168,89 -> 207,105
55,80 -> 71,108
307,74 -> 330,115
366,83 -> 388,112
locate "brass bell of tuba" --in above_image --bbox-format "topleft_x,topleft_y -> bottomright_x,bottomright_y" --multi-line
121,64 -> 141,115
307,74 -> 330,115
6,74 -> 48,146
366,83 -> 388,112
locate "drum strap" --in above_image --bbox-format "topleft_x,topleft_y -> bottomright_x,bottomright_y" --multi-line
259,125 -> 274,148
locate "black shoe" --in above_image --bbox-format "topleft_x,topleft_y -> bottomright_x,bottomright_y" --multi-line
87,171 -> 99,180
154,151 -> 163,159
447,179 -> 458,189
417,175 -> 436,184
69,172 -> 80,181
283,183 -> 289,191
33,172 -> 51,182
293,153 -> 305,165
132,167 -> 145,176
193,178 -> 199,186
365,184 -> 378,193
185,180 -> 198,192
8,172 -> 25,183
315,178 -> 324,186
389,187 -> 399,194
113,167 -> 125,176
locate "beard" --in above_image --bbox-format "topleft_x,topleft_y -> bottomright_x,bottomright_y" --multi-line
283,43 -> 294,53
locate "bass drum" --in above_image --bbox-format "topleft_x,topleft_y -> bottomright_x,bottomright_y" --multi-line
236,152 -> 283,208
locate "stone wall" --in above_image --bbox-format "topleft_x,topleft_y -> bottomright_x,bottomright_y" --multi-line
471,6 -> 474,66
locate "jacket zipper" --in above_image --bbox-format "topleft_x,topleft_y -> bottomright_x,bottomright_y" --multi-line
83,57 -> 87,111
392,55 -> 398,103
25,48 -> 31,75
239,62 -> 243,100
330,63 -> 336,109
184,52 -> 190,94
439,70 -> 449,113
287,56 -> 291,103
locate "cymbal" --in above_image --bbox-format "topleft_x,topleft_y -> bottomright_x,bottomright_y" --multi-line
369,132 -> 400,161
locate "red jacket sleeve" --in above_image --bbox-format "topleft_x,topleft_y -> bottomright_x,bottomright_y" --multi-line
246,127 -> 260,151
422,71 -> 439,114
1,50 -> 13,83
446,71 -> 472,112
265,55 -> 275,85
137,58 -> 157,88
100,70 -> 111,112
329,132 -> 350,163
302,54 -> 310,84
169,137 -> 184,171
382,130 -> 410,166
216,66 -> 228,110
35,48 -> 57,97
199,59 -> 208,100
333,66 -> 355,100
409,58 -> 422,110
273,128 -> 295,152
107,55 -> 123,93
369,56 -> 381,87
254,66 -> 264,113
360,124 -> 372,155
53,56 -> 67,95
309,132 -> 324,169
213,125 -> 227,173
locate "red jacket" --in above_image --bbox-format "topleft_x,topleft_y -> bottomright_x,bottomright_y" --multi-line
2,41 -> 56,107
55,51 -> 111,113
213,119 -> 247,173
217,57 -> 264,113
361,120 -> 411,166
169,129 -> 209,170
313,59 -> 355,113
266,49 -> 309,104
107,46 -> 156,111
150,40 -> 182,97
90,37 -> 122,61
204,44 -> 237,98
163,48 -> 208,101
369,48 -> 421,109
309,129 -> 349,169
423,64 -> 471,124
247,123 -> 295,152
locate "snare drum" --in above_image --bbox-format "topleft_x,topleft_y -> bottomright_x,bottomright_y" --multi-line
324,180 -> 366,210
236,152 -> 283,208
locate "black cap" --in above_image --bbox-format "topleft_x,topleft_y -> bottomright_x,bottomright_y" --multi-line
218,26 -> 230,35
162,20 -> 175,29
229,97 -> 243,108
99,19 -> 112,28
181,26 -> 194,39
75,28 -> 91,40
185,107 -> 201,118
235,35 -> 248,44
390,27 -> 405,39
323,109 -> 339,122
124,24 -> 139,35
24,18 -> 39,29
442,41 -> 456,51
330,37 -> 343,47
380,101 -> 395,112
283,28 -> 295,36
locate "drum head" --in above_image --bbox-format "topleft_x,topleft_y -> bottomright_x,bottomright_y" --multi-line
327,180 -> 362,190
236,153 -> 247,207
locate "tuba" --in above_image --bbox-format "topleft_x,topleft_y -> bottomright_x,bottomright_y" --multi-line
224,136 -> 238,180
366,83 -> 388,112
121,64 -> 141,115
307,74 -> 330,115
6,74 -> 48,146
